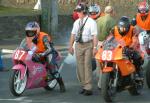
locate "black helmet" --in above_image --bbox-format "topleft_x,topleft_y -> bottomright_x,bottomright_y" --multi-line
25,21 -> 40,37
117,16 -> 130,36
74,3 -> 88,14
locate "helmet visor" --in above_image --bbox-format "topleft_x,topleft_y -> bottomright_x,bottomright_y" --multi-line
118,21 -> 126,33
26,30 -> 36,37
89,12 -> 97,15
119,27 -> 126,33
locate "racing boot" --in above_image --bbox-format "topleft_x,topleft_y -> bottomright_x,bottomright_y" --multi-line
133,55 -> 144,81
50,65 -> 66,92
136,66 -> 144,81
56,77 -> 66,92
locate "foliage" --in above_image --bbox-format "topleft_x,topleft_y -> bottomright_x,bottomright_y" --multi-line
58,0 -> 150,20
0,6 -> 40,16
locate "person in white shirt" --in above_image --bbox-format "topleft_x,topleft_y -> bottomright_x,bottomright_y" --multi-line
69,2 -> 98,96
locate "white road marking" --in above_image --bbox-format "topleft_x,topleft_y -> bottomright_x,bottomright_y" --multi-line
1,49 -> 14,54
0,97 -> 27,101
0,97 -> 33,103
1,49 -> 67,59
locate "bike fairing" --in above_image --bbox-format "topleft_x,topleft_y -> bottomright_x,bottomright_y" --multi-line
95,37 -> 144,102
19,31 -> 65,92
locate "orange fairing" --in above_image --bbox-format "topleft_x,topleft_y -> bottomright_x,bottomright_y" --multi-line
95,47 -> 103,61
113,46 -> 123,60
115,60 -> 135,76
95,45 -> 123,61
102,67 -> 113,72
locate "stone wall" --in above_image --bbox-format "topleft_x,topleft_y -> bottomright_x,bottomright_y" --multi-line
0,14 -> 73,40
0,15 -> 40,39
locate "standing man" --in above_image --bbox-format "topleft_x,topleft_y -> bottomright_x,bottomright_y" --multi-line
96,6 -> 116,44
69,3 -> 98,96
96,6 -> 116,89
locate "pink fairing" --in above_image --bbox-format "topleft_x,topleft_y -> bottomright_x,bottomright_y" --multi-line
11,48 -> 61,89
12,64 -> 26,80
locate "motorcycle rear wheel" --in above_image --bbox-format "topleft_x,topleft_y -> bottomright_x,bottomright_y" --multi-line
44,64 -> 59,91
9,70 -> 27,96
128,84 -> 141,95
128,74 -> 142,95
44,79 -> 57,91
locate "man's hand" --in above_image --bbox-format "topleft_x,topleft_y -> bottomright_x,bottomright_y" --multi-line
93,47 -> 97,57
68,46 -> 74,55
69,34 -> 75,55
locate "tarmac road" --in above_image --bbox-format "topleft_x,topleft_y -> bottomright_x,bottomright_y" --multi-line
0,39 -> 150,103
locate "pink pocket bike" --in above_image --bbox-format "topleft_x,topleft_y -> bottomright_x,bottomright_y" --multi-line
9,48 -> 61,96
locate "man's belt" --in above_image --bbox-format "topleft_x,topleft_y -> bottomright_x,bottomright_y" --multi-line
77,40 -> 92,44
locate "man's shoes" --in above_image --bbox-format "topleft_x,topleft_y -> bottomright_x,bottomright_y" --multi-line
79,89 -> 85,94
83,90 -> 93,96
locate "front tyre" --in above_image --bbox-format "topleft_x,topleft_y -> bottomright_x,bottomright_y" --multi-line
9,70 -> 27,96
101,73 -> 115,103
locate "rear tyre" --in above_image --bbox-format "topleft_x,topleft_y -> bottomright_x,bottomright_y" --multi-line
128,84 -> 140,96
44,64 -> 58,91
128,75 -> 142,96
44,79 -> 57,91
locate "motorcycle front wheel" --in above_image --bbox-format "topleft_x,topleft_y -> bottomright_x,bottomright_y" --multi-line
101,72 -> 116,103
9,70 -> 27,96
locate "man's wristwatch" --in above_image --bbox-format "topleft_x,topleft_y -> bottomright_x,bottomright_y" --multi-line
93,46 -> 97,49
